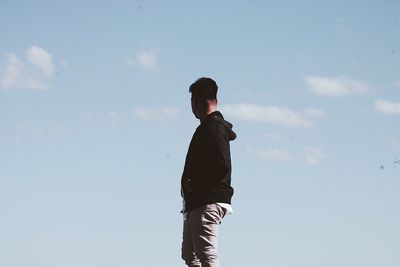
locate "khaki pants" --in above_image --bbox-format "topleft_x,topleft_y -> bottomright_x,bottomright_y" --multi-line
181,204 -> 226,267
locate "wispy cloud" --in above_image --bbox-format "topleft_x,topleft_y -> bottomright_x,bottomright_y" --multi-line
304,147 -> 325,165
85,111 -> 121,128
256,148 -> 296,162
0,46 -> 55,90
60,59 -> 69,69
305,75 -> 370,96
133,106 -> 179,120
220,103 -> 325,127
303,108 -> 326,118
262,132 -> 280,142
335,17 -> 352,35
107,111 -> 119,128
248,146 -> 326,165
374,99 -> 400,114
15,123 -> 65,137
126,50 -> 158,71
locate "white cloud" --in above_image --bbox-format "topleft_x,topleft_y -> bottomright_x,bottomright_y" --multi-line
133,106 -> 179,120
256,148 -> 296,162
26,46 -> 54,78
220,103 -> 325,127
0,53 -> 45,90
304,147 -> 325,165
16,123 -> 65,136
84,111 -> 121,128
303,108 -> 326,118
305,75 -> 370,96
126,50 -> 158,71
248,145 -> 325,165
107,111 -> 119,128
0,46 -> 55,90
374,99 -> 400,114
108,111 -> 118,119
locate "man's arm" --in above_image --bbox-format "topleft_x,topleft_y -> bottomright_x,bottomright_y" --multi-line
198,122 -> 230,185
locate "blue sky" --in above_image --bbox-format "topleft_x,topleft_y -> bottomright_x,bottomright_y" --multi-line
1,1 -> 399,266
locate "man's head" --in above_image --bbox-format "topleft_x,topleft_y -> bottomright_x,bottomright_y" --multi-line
189,77 -> 218,120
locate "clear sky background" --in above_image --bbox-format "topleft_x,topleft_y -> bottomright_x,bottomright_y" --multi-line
1,1 -> 399,266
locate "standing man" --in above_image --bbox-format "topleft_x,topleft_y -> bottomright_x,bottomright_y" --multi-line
181,77 -> 237,267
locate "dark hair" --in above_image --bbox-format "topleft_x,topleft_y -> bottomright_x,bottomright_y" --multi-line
189,77 -> 218,100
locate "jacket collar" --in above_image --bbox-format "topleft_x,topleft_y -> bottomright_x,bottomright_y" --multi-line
201,111 -> 223,124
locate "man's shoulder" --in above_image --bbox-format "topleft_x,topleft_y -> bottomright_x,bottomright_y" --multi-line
199,120 -> 229,144
202,116 -> 226,131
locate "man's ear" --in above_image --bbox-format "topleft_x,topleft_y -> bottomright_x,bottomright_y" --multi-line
201,99 -> 209,110
208,99 -> 218,106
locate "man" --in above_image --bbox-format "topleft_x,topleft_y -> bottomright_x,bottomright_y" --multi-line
181,77 -> 237,267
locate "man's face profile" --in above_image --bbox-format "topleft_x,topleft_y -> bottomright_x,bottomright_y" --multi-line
191,95 -> 200,119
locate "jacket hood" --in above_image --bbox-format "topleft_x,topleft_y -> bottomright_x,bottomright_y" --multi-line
205,111 -> 237,141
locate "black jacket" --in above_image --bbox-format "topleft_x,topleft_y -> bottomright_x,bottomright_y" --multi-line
181,111 -> 236,212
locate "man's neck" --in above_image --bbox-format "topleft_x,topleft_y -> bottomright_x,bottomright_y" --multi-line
199,106 -> 218,123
